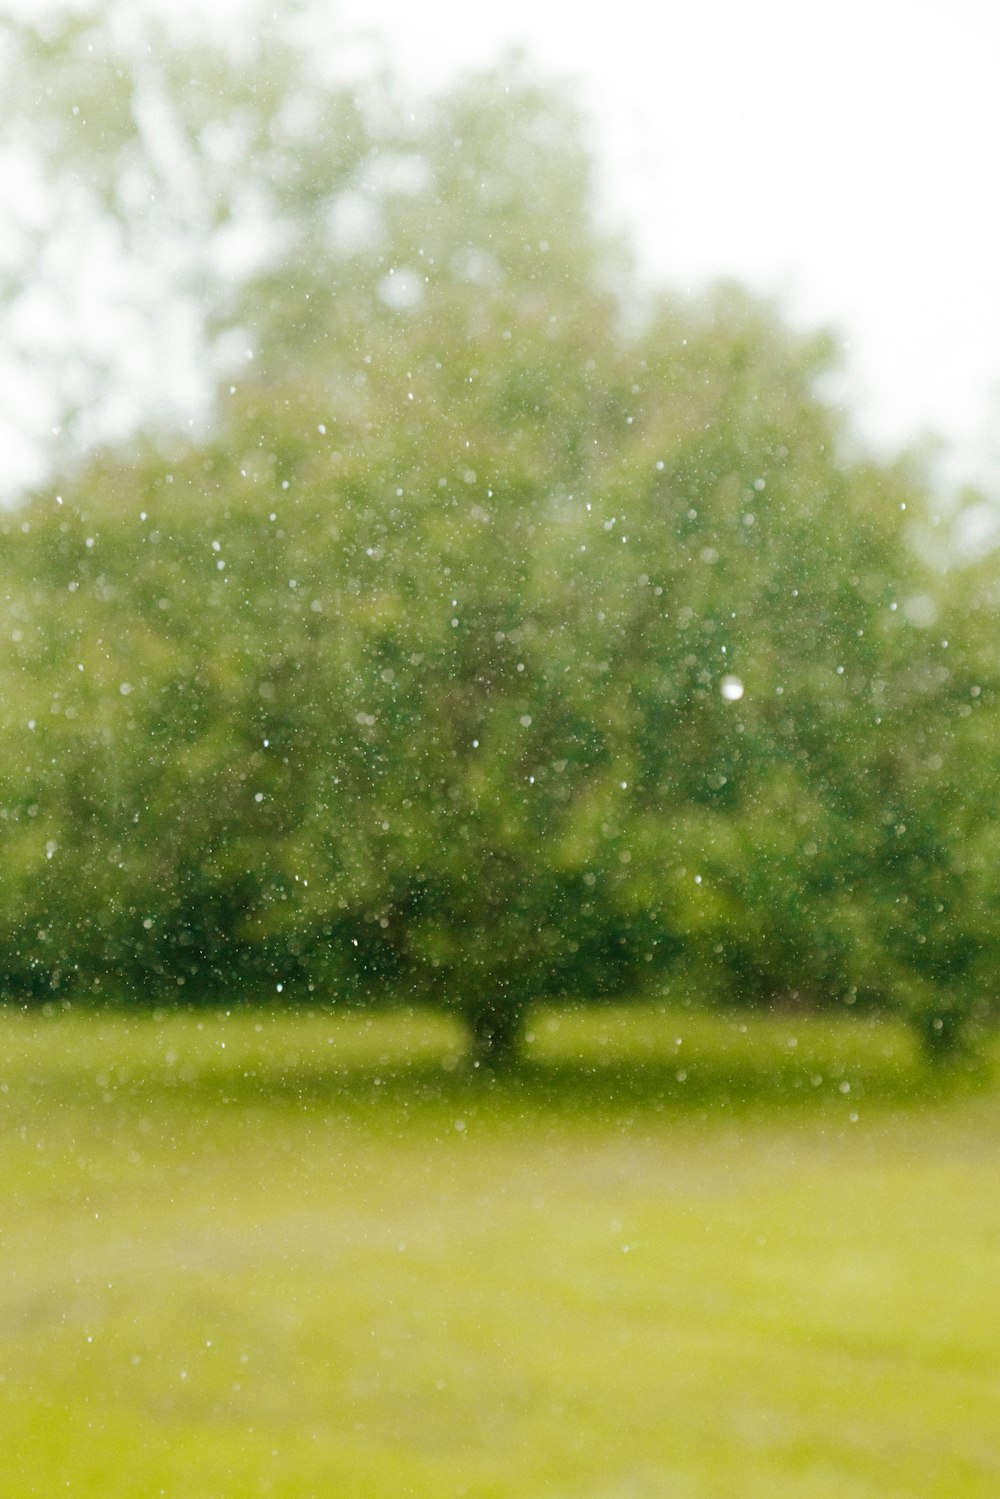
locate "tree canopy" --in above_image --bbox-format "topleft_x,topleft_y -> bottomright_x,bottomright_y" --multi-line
1,3 -> 996,1062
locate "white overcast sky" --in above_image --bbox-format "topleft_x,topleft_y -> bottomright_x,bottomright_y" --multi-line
331,0 -> 1000,487
4,0 -> 999,495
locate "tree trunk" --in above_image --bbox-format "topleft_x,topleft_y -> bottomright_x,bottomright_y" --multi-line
467,998 -> 523,1070
915,1008 -> 969,1065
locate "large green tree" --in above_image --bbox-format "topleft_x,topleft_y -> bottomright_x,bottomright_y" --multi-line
1,2 -> 996,1062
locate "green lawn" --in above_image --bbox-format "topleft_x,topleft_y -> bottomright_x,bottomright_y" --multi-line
1,1002 -> 998,1497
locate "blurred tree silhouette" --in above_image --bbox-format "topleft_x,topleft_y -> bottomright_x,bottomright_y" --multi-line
0,3 -> 996,1062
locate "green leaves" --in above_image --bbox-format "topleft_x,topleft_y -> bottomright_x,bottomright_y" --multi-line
1,7 -> 995,1058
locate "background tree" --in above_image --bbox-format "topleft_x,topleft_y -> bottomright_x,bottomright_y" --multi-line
0,2 -> 996,1062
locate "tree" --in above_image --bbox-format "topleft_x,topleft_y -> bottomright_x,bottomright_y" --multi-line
1,2 -> 996,1063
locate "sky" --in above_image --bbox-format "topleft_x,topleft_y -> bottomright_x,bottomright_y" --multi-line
327,0 -> 1000,486
3,0 -> 999,497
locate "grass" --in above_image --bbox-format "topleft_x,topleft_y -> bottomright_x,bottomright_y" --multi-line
1,1000 -> 998,1497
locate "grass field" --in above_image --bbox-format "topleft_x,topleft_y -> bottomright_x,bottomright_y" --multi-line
1,1001 -> 998,1497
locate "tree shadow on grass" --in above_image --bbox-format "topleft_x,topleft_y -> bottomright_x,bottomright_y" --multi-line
13,1003 -> 993,1125
122,1039 -> 992,1126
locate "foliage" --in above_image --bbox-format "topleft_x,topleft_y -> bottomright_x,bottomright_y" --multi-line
0,3 -> 996,1059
